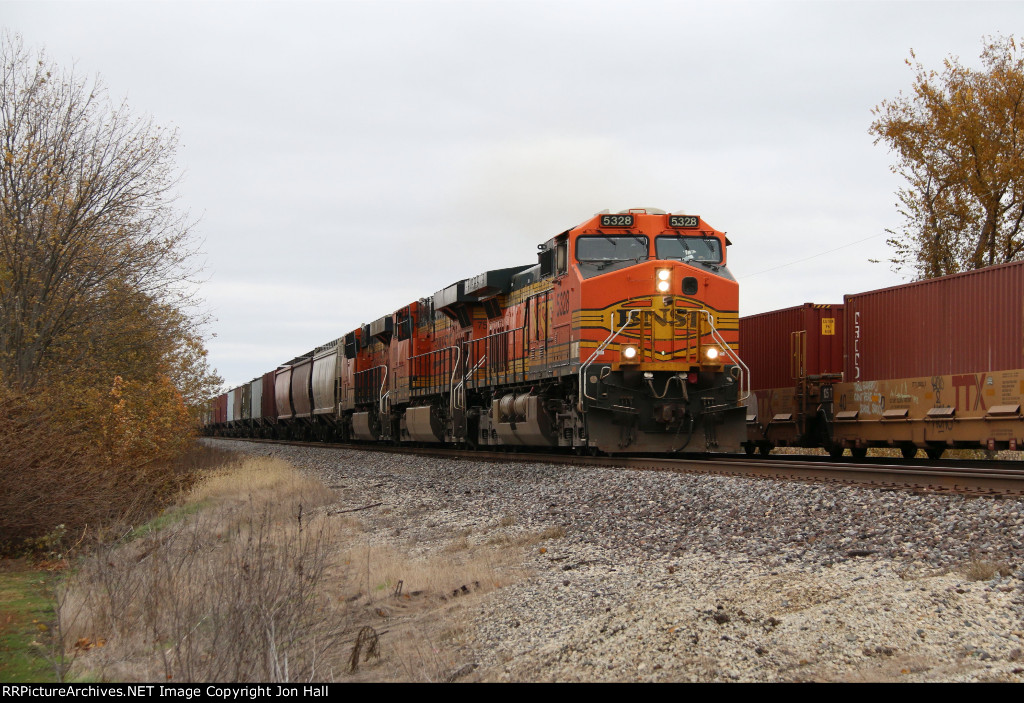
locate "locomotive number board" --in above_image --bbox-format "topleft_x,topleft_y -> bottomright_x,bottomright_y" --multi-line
668,215 -> 700,228
600,214 -> 634,227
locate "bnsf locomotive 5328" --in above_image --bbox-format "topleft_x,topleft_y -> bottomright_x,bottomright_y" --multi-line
208,208 -> 749,454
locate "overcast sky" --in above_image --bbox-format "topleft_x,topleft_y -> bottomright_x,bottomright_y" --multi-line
4,0 -> 1020,388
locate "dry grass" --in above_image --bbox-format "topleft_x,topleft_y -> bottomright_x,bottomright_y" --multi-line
484,525 -> 566,548
187,455 -> 335,513
337,526 -> 532,682
50,452 -> 542,683
54,455 -> 347,682
961,559 -> 1015,582
348,540 -> 520,601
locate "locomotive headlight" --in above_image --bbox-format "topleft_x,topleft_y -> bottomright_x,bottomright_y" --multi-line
704,346 -> 720,361
622,345 -> 638,360
656,268 -> 671,293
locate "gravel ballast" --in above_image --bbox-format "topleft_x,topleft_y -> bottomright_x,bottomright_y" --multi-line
208,440 -> 1024,682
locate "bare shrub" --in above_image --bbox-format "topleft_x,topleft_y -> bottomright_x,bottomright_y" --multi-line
56,456 -> 349,682
961,559 -> 1015,582
0,390 -> 218,552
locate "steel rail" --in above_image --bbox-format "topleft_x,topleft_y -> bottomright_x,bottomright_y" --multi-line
207,437 -> 1024,497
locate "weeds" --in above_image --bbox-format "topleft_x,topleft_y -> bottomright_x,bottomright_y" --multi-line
44,451 -> 532,683
961,559 -> 1015,582
53,456 -> 349,682
347,627 -> 380,673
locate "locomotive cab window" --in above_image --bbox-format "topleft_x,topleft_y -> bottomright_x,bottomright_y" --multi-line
555,241 -> 568,276
575,235 -> 649,278
655,235 -> 722,264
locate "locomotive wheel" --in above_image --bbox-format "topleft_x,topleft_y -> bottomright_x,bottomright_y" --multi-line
744,444 -> 756,456
758,444 -> 771,457
925,447 -> 945,460
828,445 -> 844,459
850,447 -> 868,459
900,445 -> 918,459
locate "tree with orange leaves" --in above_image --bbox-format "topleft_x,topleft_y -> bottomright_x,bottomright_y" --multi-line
0,33 -> 221,547
0,31 -> 215,395
871,35 -> 1024,278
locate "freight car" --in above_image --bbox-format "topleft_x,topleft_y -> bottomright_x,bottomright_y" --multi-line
742,260 -> 1024,459
208,208 -> 750,454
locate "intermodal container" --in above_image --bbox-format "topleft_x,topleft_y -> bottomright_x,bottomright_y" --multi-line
740,303 -> 845,390
844,260 -> 1024,382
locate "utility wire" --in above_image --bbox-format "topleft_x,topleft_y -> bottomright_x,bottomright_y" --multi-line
738,232 -> 888,279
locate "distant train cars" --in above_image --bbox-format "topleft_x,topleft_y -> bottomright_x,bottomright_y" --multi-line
742,260 -> 1024,458
207,208 -> 750,454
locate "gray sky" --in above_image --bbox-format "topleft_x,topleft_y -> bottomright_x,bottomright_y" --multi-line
5,0 -> 1020,388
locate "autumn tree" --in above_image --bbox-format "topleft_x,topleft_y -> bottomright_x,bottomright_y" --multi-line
0,33 -> 222,547
0,31 -> 208,391
870,35 -> 1024,278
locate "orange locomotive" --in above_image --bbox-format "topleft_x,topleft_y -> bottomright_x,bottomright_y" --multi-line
211,207 -> 749,454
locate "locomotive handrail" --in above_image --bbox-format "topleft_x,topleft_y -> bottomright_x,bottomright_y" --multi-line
699,309 -> 750,402
409,345 -> 458,397
465,326 -> 526,388
464,354 -> 487,381
380,365 -> 390,414
406,344 -> 463,415
354,363 -> 389,407
578,309 -> 637,411
448,344 -> 463,415
453,353 -> 486,418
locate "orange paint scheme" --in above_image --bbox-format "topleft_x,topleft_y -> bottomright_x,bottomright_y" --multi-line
569,211 -> 739,372
207,208 -> 748,453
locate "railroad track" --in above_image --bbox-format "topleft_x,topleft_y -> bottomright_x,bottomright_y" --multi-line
208,437 -> 1024,497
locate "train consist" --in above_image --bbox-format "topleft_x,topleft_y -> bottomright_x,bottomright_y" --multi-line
206,208 -> 749,454
742,260 -> 1024,459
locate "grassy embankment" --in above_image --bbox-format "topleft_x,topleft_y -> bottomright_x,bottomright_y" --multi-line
2,444 -> 560,682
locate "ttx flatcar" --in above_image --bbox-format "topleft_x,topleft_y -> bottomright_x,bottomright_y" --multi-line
742,260 -> 1024,459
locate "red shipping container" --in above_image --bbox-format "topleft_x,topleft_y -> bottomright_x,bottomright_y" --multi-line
844,260 -> 1024,382
740,303 -> 845,390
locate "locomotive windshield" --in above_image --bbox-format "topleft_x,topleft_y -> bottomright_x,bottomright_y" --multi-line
656,235 -> 723,264
575,235 -> 649,277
